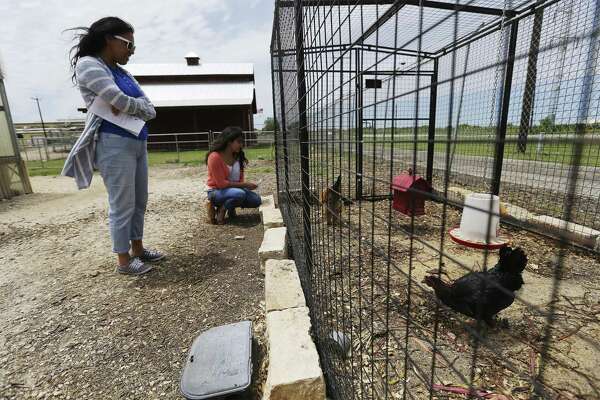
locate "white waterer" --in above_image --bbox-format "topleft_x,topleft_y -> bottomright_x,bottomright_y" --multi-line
449,193 -> 509,250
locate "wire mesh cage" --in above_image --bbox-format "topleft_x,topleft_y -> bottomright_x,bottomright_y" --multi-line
271,0 -> 600,398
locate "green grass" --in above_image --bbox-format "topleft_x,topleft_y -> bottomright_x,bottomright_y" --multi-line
25,159 -> 66,176
26,145 -> 276,177
358,125 -> 600,167
366,139 -> 600,167
147,145 -> 275,167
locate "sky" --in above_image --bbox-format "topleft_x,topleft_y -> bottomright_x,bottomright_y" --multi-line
1,1 -> 597,128
0,0 -> 275,125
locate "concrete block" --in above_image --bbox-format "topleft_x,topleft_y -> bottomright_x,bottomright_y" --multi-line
529,215 -> 600,248
265,259 -> 305,312
499,202 -> 536,222
262,207 -> 284,229
260,195 -> 275,211
258,227 -> 287,272
263,307 -> 325,400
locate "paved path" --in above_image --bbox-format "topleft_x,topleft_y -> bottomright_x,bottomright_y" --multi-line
364,145 -> 600,200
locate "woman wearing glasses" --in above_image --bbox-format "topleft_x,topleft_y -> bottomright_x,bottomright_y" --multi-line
63,17 -> 164,275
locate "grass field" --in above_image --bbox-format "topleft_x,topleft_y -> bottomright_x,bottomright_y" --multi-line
24,125 -> 600,177
355,125 -> 600,167
367,139 -> 600,167
25,145 -> 276,177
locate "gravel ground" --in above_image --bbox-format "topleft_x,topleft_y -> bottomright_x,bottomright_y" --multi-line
0,162 -> 277,400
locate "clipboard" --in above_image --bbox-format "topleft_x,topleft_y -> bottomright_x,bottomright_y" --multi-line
89,97 -> 145,136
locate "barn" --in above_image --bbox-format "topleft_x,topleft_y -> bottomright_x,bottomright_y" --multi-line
125,53 -> 258,150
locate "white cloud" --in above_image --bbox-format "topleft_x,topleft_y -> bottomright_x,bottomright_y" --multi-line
0,0 -> 274,124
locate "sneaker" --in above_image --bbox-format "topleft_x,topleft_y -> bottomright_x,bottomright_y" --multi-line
139,248 -> 166,262
116,257 -> 152,276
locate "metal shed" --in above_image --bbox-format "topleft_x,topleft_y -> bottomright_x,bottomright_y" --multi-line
0,62 -> 32,199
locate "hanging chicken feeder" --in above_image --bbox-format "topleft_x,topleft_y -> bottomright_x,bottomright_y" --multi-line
391,169 -> 431,216
449,193 -> 509,250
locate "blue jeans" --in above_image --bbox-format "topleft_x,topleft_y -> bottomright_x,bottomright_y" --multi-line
95,132 -> 148,253
208,188 -> 262,211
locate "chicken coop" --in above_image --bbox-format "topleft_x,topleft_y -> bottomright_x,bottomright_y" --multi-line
391,170 -> 431,216
271,0 -> 600,398
0,63 -> 31,200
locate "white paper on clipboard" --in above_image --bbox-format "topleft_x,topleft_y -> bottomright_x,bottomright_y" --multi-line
89,97 -> 145,136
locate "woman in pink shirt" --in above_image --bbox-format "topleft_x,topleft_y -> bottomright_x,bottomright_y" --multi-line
205,127 -> 261,224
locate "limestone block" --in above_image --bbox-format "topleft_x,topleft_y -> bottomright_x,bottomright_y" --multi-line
258,227 -> 287,272
265,259 -> 305,312
499,202 -> 536,222
529,215 -> 600,248
262,207 -> 284,229
263,307 -> 325,400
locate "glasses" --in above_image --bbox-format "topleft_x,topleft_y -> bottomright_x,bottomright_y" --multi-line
113,35 -> 136,51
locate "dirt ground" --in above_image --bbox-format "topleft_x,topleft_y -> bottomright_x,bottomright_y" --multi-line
309,196 -> 600,399
0,162 -> 277,400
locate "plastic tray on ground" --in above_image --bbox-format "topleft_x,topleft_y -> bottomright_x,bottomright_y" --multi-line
180,320 -> 253,399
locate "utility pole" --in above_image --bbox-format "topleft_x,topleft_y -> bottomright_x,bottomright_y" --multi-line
31,97 -> 48,139
31,97 -> 49,160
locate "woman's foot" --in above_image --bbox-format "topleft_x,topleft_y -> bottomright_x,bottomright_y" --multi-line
206,201 -> 216,224
138,248 -> 165,262
116,257 -> 152,276
216,206 -> 227,225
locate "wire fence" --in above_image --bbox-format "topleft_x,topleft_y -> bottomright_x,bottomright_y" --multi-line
271,0 -> 600,398
17,130 -> 276,170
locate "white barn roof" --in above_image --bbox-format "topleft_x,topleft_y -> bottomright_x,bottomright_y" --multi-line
124,63 -> 253,77
139,81 -> 255,108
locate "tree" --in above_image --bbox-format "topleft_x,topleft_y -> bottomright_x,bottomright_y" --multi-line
539,113 -> 556,133
262,117 -> 278,132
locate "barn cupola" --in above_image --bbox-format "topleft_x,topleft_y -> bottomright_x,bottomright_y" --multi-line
185,52 -> 201,66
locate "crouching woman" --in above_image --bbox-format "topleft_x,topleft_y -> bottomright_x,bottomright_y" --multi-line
205,127 -> 261,224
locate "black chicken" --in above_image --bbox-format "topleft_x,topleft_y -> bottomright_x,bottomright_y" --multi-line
423,246 -> 527,327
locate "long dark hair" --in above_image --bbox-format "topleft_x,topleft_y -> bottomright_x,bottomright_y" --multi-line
205,126 -> 249,171
66,17 -> 134,82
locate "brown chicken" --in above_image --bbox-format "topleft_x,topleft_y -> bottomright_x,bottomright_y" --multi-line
320,175 -> 352,225
321,175 -> 342,225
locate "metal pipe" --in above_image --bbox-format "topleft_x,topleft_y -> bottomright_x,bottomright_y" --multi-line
273,68 -> 434,75
517,7 -> 544,153
426,58 -> 438,183
295,0 -> 314,274
491,21 -> 519,196
270,43 -> 282,203
31,97 -> 49,161
355,48 -> 364,200
278,0 -> 512,17
275,2 -> 291,195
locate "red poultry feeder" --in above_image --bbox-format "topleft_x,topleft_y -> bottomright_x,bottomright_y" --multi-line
391,169 -> 431,216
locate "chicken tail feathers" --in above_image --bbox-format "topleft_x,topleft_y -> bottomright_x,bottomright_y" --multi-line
333,175 -> 342,193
